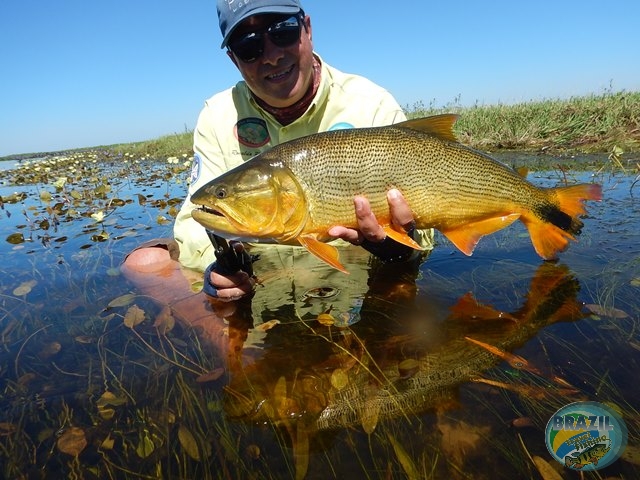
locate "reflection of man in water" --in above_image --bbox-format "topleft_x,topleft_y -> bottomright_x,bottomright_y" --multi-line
223,262 -> 585,432
122,0 -> 433,353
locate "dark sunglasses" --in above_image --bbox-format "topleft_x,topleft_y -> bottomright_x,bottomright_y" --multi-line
228,13 -> 304,63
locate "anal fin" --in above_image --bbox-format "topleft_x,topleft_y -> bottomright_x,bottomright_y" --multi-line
298,235 -> 348,274
443,213 -> 520,255
383,225 -> 423,250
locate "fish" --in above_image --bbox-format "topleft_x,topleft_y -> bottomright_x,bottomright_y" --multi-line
564,443 -> 611,469
191,114 -> 602,273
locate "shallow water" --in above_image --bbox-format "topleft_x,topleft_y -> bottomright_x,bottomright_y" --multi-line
0,152 -> 638,479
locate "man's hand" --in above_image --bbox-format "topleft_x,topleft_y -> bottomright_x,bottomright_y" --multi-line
208,242 -> 256,302
328,189 -> 415,246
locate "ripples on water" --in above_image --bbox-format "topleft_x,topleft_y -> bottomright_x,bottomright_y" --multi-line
0,153 -> 638,479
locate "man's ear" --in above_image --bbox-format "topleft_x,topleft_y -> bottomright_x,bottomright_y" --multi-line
304,15 -> 312,41
227,49 -> 239,68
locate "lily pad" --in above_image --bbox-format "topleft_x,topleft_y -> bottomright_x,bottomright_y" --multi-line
123,305 -> 146,328
6,233 -> 25,244
13,280 -> 37,296
57,427 -> 87,456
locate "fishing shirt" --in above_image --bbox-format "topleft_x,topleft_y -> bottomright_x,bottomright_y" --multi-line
174,55 -> 434,326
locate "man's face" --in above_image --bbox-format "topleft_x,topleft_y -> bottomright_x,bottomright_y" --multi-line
227,13 -> 314,109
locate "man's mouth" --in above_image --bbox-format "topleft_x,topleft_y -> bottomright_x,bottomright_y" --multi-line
266,64 -> 294,81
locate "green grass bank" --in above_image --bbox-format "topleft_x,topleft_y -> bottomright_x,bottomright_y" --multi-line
113,90 -> 640,158
3,90 -> 639,162
412,90 -> 639,153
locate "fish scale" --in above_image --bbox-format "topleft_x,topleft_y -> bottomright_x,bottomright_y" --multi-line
265,127 -> 541,230
191,114 -> 601,272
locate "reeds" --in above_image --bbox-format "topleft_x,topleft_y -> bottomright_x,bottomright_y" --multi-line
408,90 -> 640,153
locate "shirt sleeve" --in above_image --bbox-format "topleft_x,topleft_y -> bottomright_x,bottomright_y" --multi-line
173,105 -> 227,270
371,90 -> 407,126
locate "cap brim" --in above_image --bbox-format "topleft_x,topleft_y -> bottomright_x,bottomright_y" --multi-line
221,6 -> 301,48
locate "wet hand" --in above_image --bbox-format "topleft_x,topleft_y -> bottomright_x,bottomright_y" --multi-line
328,189 -> 415,245
209,269 -> 255,302
207,243 -> 256,301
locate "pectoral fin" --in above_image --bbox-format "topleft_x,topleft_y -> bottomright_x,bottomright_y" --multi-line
442,213 -> 520,255
383,226 -> 423,250
297,235 -> 348,274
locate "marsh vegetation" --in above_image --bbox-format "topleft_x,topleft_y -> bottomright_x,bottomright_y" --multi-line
0,92 -> 639,479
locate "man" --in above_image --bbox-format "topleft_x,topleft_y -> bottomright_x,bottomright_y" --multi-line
123,0 -> 433,337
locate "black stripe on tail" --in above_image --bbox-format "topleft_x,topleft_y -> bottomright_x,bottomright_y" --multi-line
537,204 -> 584,235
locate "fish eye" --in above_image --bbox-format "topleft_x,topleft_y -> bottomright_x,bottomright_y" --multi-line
214,186 -> 227,199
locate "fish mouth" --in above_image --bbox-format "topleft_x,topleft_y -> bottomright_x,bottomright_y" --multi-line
197,205 -> 223,217
191,205 -> 234,232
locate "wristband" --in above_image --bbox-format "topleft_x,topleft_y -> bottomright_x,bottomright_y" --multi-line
361,226 -> 417,263
202,262 -> 219,298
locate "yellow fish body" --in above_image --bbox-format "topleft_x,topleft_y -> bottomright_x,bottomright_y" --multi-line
191,114 -> 601,272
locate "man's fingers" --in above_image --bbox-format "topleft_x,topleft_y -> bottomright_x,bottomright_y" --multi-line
354,196 -> 385,242
211,270 -> 250,289
387,189 -> 414,229
209,270 -> 255,301
327,225 -> 361,244
328,190 -> 415,247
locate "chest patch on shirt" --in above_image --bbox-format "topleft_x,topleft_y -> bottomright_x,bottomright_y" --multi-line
235,118 -> 270,148
189,153 -> 201,185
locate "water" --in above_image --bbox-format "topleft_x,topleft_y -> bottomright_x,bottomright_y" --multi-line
0,152 -> 638,479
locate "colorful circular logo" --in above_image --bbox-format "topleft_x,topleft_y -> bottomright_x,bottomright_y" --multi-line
235,118 -> 270,148
545,401 -> 627,471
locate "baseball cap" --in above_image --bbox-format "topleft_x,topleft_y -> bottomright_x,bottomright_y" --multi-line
217,0 -> 303,48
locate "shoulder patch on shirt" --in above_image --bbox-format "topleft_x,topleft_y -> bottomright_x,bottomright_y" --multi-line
235,117 -> 270,148
328,122 -> 354,131
189,153 -> 201,185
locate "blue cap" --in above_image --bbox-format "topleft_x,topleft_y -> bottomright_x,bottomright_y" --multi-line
217,0 -> 303,48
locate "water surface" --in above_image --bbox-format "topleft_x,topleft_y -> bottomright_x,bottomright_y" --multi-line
0,151 -> 638,479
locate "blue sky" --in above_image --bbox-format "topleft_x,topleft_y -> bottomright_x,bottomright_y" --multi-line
1,0 -> 638,157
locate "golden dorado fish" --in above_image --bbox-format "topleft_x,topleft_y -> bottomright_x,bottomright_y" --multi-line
191,114 -> 602,272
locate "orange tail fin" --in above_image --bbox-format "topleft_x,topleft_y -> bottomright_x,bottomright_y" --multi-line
523,183 -> 602,260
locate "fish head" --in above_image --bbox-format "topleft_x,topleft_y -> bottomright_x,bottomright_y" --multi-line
190,159 -> 308,243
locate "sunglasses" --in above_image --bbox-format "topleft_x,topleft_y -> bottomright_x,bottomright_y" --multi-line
228,13 -> 304,63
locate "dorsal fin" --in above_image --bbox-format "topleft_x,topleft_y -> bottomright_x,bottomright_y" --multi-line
395,114 -> 459,142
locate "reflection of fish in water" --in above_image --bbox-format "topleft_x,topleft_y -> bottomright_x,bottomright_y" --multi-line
191,114 -> 601,273
564,442 -> 611,469
222,263 -> 585,432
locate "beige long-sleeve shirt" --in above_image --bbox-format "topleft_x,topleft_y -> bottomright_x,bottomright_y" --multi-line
174,56 -> 433,325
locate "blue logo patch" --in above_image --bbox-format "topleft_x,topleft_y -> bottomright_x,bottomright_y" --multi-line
189,153 -> 201,185
328,122 -> 354,131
